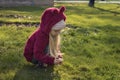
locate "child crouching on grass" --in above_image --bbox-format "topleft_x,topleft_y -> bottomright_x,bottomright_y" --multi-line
23,6 -> 66,67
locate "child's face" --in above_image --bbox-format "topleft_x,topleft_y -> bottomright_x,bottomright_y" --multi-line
50,29 -> 61,36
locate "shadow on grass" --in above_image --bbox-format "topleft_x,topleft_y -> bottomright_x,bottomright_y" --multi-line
14,65 -> 60,80
94,7 -> 120,14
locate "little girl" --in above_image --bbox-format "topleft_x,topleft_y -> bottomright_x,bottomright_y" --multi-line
24,6 -> 66,67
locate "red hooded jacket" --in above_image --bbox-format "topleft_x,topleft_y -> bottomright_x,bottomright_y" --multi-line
24,6 -> 66,65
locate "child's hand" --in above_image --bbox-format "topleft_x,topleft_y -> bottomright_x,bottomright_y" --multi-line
54,57 -> 63,64
57,53 -> 64,58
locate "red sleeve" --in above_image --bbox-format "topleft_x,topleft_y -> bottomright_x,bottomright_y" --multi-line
33,34 -> 54,65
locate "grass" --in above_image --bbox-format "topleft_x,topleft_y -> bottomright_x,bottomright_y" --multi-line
0,3 -> 120,80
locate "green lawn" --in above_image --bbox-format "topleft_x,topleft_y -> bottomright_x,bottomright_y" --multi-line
0,3 -> 120,80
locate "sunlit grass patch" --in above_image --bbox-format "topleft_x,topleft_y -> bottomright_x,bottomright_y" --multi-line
0,3 -> 120,80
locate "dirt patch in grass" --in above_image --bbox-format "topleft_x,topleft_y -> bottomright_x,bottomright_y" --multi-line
0,14 -> 32,19
0,21 -> 39,27
0,14 -> 39,27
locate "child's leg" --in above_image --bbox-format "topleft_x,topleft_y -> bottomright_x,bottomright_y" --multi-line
31,58 -> 38,64
31,58 -> 47,68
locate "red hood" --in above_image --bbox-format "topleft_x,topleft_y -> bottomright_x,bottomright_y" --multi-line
40,6 -> 66,36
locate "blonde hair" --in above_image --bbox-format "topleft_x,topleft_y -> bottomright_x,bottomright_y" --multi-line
49,33 -> 60,57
